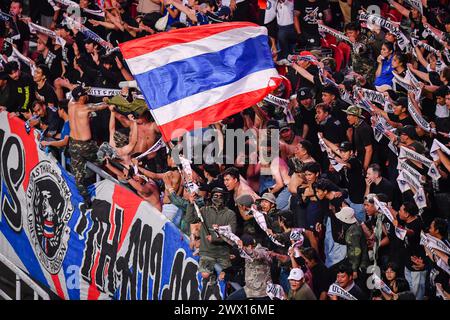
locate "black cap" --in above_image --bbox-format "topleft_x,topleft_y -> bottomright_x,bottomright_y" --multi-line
398,125 -> 417,139
339,141 -> 353,152
394,96 -> 408,109
321,85 -> 340,97
71,86 -> 88,101
297,87 -> 312,100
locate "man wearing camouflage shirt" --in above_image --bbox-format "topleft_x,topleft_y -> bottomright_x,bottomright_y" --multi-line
344,22 -> 383,87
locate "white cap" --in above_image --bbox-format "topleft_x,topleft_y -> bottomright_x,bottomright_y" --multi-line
288,268 -> 304,281
336,207 -> 357,224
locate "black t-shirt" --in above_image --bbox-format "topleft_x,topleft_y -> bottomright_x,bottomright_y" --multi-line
294,0 -> 329,37
9,72 -> 35,112
295,104 -> 317,140
319,116 -> 346,144
387,114 -> 416,127
348,283 -> 368,300
36,51 -> 63,83
369,177 -> 394,203
311,262 -> 334,298
400,218 -> 426,271
13,19 -> 30,53
36,81 -> 59,108
331,99 -> 350,131
340,157 -> 366,204
353,120 -> 373,164
41,107 -> 63,137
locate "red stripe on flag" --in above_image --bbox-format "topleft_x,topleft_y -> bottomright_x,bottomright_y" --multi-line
119,22 -> 258,59
7,115 -> 39,190
158,79 -> 281,142
51,274 -> 66,300
112,184 -> 142,252
87,252 -> 101,300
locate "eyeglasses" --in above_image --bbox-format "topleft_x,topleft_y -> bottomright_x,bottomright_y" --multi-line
212,193 -> 223,198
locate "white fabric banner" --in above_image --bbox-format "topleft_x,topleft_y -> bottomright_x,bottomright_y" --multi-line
29,22 -> 66,47
327,283 -> 357,300
266,283 -> 286,300
399,147 -> 441,181
252,209 -> 285,247
407,96 -> 437,134
374,198 -> 407,240
430,139 -> 450,161
87,87 -> 122,97
372,273 -> 394,296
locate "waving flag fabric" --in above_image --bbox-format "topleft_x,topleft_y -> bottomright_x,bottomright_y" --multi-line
119,22 -> 280,141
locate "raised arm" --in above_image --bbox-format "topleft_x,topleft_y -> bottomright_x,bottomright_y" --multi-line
117,114 -> 138,157
388,0 -> 410,18
165,0 -> 197,23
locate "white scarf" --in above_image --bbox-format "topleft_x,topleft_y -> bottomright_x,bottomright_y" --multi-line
12,46 -> 36,75
266,283 -> 286,300
263,94 -> 295,123
430,139 -> 450,161
252,208 -> 285,247
403,0 -> 423,15
397,159 -> 425,184
399,146 -> 441,181
373,198 -> 407,240
356,87 -> 389,108
135,138 -> 166,161
63,14 -> 112,49
87,87 -> 122,97
359,13 -> 410,51
29,22 -> 66,47
327,283 -> 357,300
318,134 -> 344,172
407,96 -> 437,134
372,273 -> 394,296
410,37 -> 440,56
420,232 -> 450,256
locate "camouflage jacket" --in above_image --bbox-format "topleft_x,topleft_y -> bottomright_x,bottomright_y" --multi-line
243,244 -> 272,298
350,32 -> 383,85
345,223 -> 370,272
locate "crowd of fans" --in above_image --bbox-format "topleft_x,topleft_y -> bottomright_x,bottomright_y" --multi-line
1,0 -> 450,300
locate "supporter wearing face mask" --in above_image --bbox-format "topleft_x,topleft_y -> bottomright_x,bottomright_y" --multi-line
186,187 -> 237,285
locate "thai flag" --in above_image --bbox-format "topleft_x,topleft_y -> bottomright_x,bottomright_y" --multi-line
119,22 -> 280,142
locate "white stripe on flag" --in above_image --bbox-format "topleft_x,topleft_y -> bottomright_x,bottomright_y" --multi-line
152,68 -> 278,125
125,26 -> 268,75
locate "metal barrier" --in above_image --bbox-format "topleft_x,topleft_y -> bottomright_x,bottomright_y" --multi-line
0,252 -> 50,300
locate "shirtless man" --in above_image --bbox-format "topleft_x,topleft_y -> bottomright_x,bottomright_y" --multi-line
132,154 -> 183,224
68,86 -> 108,206
114,109 -> 160,159
223,167 -> 259,201
279,123 -> 303,161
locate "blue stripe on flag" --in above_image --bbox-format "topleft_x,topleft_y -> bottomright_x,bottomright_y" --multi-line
135,34 -> 274,110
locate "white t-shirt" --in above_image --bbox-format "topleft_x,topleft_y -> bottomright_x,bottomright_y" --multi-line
264,0 -> 277,25
276,0 -> 294,26
435,104 -> 449,119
